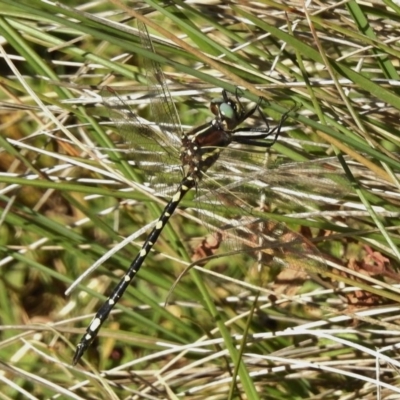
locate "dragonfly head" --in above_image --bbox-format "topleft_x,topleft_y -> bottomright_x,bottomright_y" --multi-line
210,94 -> 240,130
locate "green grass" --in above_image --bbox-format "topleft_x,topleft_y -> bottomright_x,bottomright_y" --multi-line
1,1 -> 400,399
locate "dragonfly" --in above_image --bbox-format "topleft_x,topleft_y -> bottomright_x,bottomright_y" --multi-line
72,22 -> 289,365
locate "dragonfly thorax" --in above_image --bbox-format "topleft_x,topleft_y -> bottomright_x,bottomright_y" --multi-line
180,121 -> 232,179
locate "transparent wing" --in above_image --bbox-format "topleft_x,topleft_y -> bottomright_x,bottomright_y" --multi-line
192,157 -> 350,274
101,21 -> 185,193
101,87 -> 183,192
216,151 -> 350,210
137,21 -> 182,148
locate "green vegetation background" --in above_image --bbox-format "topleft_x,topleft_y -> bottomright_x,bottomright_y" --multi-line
1,0 -> 400,399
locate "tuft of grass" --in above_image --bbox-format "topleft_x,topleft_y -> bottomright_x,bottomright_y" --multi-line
1,1 -> 400,399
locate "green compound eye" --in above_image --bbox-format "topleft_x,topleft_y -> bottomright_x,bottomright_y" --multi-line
219,102 -> 235,120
